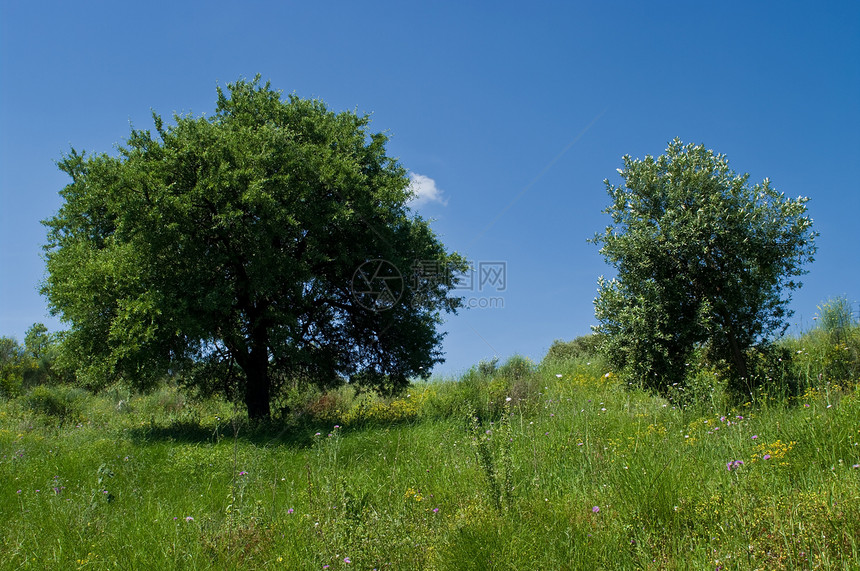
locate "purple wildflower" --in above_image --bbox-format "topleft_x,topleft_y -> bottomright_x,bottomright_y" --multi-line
592,506 -> 600,513
763,455 -> 771,460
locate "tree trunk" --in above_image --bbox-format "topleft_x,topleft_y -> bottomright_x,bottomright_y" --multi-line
725,325 -> 749,384
242,320 -> 272,420
244,352 -> 271,420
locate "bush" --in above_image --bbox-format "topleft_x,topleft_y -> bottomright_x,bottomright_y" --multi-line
710,343 -> 798,405
25,385 -> 87,421
776,298 -> 860,392
543,334 -> 603,363
341,392 -> 421,426
307,385 -> 359,424
426,355 -> 541,422
816,297 -> 859,383
493,355 -> 540,410
0,337 -> 26,398
417,360 -> 499,422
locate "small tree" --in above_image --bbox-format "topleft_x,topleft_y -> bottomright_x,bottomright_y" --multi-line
0,337 -> 26,397
0,324 -> 63,396
815,296 -> 860,383
42,77 -> 466,419
22,323 -> 62,387
592,139 -> 817,395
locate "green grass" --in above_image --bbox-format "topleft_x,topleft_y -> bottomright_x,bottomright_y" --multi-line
2,351 -> 860,569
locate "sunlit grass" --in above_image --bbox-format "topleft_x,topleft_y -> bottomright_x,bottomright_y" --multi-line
2,337 -> 860,569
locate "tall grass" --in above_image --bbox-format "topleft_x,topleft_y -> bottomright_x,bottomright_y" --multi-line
2,323 -> 860,569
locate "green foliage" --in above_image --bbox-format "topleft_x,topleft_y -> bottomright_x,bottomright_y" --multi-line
25,385 -> 87,421
815,296 -> 859,383
41,76 -> 467,419
492,355 -> 540,411
416,356 -> 540,423
0,324 -> 66,398
21,323 -> 66,387
818,296 -> 856,341
300,384 -> 421,427
780,299 -> 860,388
543,333 -> 603,363
467,401 -> 514,513
0,337 -> 26,397
3,358 -> 859,569
593,139 -> 817,397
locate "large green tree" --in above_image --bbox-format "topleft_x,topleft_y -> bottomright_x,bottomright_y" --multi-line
592,139 -> 817,394
42,78 -> 466,419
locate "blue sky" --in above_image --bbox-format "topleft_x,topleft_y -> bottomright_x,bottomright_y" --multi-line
1,1 -> 858,377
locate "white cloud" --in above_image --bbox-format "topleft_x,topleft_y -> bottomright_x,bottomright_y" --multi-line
407,173 -> 448,208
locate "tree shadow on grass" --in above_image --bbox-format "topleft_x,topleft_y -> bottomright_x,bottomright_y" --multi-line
126,416 -> 338,449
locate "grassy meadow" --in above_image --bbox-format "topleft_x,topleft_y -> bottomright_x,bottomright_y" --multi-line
2,324 -> 860,570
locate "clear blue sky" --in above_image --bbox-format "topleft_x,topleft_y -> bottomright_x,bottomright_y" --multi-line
1,1 -> 858,377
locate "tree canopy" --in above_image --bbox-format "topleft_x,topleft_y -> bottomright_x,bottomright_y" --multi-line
592,139 -> 817,395
0,323 -> 62,396
42,78 -> 466,419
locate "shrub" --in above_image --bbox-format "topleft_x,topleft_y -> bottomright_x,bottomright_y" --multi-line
493,355 -> 540,412
0,337 -> 26,398
418,361 -> 500,422
341,393 -> 421,426
816,297 -> 859,383
778,298 -> 860,391
25,385 -> 87,421
543,334 -> 604,363
307,385 -> 359,424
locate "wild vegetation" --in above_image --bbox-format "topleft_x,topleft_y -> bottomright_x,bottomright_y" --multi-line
4,86 -> 854,566
593,139 -> 817,398
40,77 -> 466,420
2,298 -> 858,570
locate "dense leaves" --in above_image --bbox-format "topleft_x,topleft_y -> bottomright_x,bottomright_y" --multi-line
42,78 -> 466,418
0,324 -> 63,397
592,139 -> 817,395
